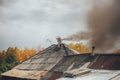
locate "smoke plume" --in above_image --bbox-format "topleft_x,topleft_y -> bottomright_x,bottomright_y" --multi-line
63,31 -> 90,41
64,0 -> 120,52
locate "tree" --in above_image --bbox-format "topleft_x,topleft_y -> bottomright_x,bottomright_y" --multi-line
68,42 -> 90,53
0,55 -> 4,65
5,53 -> 17,63
0,46 -> 37,74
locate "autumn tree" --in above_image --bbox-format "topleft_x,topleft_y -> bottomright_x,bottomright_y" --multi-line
68,42 -> 90,53
0,46 -> 37,73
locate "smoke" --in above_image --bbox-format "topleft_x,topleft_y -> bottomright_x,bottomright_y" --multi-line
63,31 -> 90,41
64,0 -> 120,52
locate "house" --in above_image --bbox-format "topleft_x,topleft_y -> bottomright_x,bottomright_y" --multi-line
1,42 -> 120,80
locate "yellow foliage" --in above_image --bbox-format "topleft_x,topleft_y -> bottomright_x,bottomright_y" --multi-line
68,43 -> 90,53
0,47 -> 37,63
15,47 -> 37,62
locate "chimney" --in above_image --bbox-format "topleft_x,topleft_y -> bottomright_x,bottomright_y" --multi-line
56,37 -> 62,48
92,46 -> 95,55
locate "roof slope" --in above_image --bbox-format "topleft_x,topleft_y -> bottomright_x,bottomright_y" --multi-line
14,44 -> 77,70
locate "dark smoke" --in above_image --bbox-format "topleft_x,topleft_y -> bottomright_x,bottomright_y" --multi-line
64,0 -> 120,52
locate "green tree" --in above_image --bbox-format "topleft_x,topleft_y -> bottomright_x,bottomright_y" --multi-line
5,53 -> 16,63
0,56 -> 4,65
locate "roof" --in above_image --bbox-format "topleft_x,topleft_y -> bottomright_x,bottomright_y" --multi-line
89,54 -> 120,70
13,44 -> 77,70
1,43 -> 120,80
57,54 -> 120,80
1,44 -> 79,80
39,54 -> 93,80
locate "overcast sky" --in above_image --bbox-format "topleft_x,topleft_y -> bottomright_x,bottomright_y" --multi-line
0,0 -> 112,50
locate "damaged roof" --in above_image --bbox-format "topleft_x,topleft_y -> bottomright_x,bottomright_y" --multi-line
57,54 -> 120,80
1,44 -> 78,80
1,43 -> 120,80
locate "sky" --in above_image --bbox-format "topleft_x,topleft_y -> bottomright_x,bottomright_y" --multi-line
0,0 -> 116,51
0,0 -> 94,50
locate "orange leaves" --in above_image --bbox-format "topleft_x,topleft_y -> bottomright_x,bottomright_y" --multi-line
15,47 -> 36,62
0,46 -> 42,73
68,43 -> 90,53
0,46 -> 41,63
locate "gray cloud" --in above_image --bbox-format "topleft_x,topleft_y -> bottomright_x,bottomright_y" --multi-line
0,0 -> 91,50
